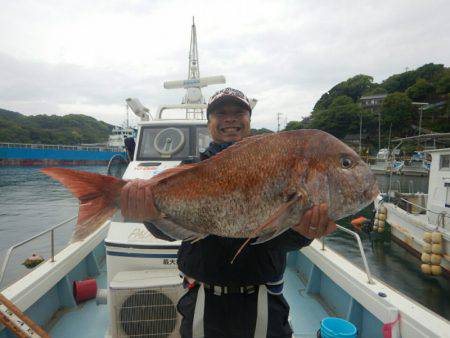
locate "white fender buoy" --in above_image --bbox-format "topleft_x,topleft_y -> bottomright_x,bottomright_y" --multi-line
378,220 -> 385,227
430,254 -> 442,265
421,253 -> 431,263
431,244 -> 442,255
373,225 -> 378,231
378,226 -> 384,233
378,213 -> 386,221
423,232 -> 432,243
423,243 -> 432,254
431,265 -> 442,276
431,232 -> 442,244
379,205 -> 387,214
421,264 -> 431,274
374,219 -> 379,227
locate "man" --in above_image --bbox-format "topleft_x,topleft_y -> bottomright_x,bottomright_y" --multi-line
123,88 -> 336,338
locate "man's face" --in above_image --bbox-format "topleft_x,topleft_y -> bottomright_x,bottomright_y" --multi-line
208,103 -> 251,144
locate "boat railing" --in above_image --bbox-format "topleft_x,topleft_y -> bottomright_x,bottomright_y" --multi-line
0,142 -> 123,153
382,178 -> 416,195
396,198 -> 450,231
0,216 -> 77,290
321,224 -> 374,284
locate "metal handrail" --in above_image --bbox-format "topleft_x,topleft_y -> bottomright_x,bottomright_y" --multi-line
399,197 -> 450,219
0,216 -> 77,288
321,224 -> 374,284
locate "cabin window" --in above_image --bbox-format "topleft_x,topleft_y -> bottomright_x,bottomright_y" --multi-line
445,183 -> 450,208
138,126 -> 190,160
440,155 -> 450,170
197,127 -> 212,154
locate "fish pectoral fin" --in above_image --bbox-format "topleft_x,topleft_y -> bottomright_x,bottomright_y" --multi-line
251,227 -> 291,245
151,217 -> 205,242
231,193 -> 302,264
185,234 -> 208,243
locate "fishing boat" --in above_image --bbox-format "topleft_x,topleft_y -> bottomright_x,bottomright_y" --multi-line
107,107 -> 137,151
373,146 -> 450,278
0,142 -> 125,166
1,20 -> 449,338
369,149 -> 392,175
369,148 -> 429,177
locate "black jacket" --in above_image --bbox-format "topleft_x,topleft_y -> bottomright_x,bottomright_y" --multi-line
145,142 -> 311,286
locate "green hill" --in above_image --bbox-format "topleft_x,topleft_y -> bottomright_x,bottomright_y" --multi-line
0,109 -> 114,145
286,63 -> 450,151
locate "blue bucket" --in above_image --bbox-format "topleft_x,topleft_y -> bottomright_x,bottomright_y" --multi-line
320,317 -> 357,338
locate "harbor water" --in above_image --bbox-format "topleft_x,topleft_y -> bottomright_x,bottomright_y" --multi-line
0,167 -> 448,320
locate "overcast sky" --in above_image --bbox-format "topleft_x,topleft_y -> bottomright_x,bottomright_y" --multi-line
0,0 -> 449,130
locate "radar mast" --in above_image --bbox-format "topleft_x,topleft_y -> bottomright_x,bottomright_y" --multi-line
188,17 -> 200,82
163,17 -> 226,118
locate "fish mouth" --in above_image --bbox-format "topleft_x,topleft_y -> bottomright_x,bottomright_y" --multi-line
364,181 -> 380,201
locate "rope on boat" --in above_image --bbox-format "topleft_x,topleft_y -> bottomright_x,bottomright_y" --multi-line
0,293 -> 50,338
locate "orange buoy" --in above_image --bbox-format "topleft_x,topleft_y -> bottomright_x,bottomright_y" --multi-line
351,216 -> 368,227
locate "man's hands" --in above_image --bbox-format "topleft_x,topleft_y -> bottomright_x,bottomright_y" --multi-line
120,180 -> 161,222
292,203 -> 336,239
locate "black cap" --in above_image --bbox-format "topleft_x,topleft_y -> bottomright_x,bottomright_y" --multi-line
206,87 -> 252,119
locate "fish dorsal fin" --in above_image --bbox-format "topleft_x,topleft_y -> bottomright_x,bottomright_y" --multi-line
201,134 -> 271,163
149,164 -> 197,184
230,192 -> 303,264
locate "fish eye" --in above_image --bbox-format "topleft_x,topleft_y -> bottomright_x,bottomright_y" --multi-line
340,157 -> 353,169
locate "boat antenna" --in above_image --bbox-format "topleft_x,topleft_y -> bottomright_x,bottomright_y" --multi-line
163,18 -> 226,119
188,16 -> 200,81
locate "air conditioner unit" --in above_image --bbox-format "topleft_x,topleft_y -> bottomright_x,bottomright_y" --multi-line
105,222 -> 181,284
109,269 -> 184,338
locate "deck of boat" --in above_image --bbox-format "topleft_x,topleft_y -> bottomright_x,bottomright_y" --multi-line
47,263 -> 328,338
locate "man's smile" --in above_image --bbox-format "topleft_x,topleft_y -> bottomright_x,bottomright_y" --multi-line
219,126 -> 242,134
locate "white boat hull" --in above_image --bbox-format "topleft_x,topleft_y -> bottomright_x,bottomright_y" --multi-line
375,196 -> 450,275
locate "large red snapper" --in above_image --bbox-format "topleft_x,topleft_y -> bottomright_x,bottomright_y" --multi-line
41,130 -> 379,249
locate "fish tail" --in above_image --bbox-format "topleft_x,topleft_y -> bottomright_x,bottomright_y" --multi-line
40,168 -> 127,241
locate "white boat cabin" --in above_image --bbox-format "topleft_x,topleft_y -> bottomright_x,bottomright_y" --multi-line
426,148 -> 450,228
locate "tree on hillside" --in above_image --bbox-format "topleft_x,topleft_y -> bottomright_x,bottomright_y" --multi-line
381,71 -> 417,93
406,78 -> 435,101
380,93 -> 413,135
436,71 -> 450,94
284,121 -> 303,131
314,74 -> 375,111
381,63 -> 445,94
415,63 -> 445,82
251,128 -> 273,135
362,86 -> 387,96
0,112 -> 114,144
311,95 -> 374,138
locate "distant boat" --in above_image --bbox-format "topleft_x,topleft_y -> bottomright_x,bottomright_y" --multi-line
107,125 -> 136,149
374,147 -> 450,277
0,141 -> 125,166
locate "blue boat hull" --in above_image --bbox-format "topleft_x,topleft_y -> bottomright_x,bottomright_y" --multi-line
0,147 -> 125,166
